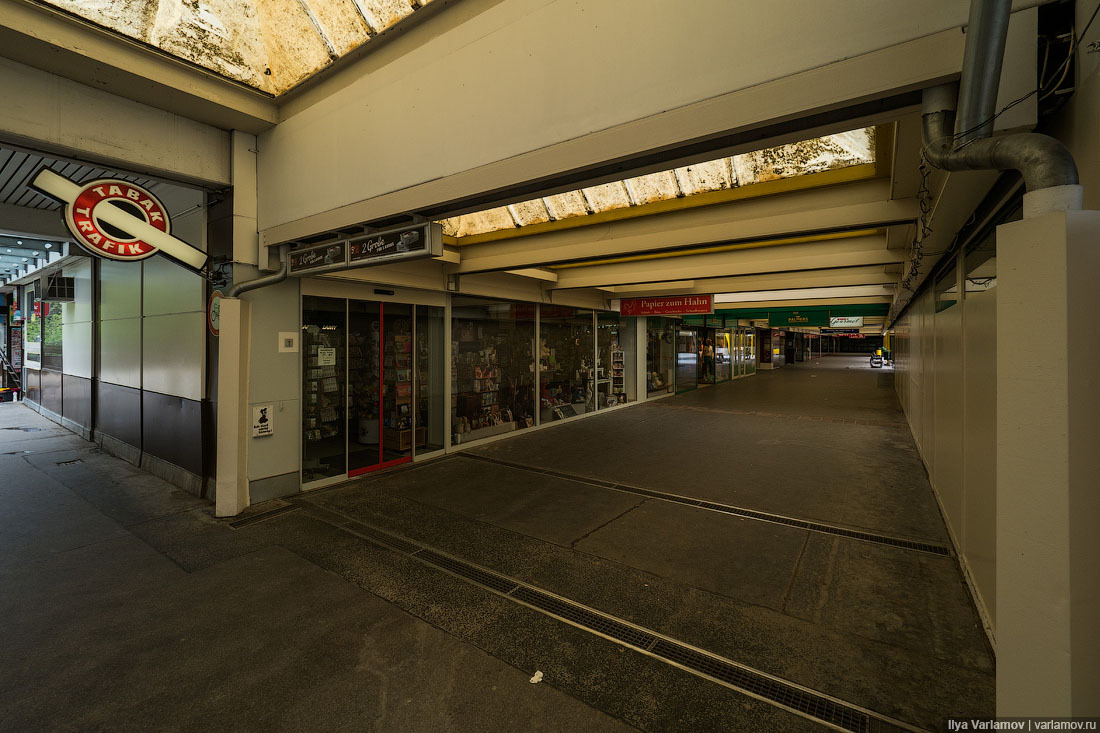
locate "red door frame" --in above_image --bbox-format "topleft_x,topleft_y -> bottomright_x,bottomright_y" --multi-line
348,302 -> 413,477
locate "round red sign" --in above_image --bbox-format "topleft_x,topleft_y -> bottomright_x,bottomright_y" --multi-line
64,179 -> 170,261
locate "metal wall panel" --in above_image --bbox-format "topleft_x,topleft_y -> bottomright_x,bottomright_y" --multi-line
94,381 -> 141,447
60,321 -> 92,379
142,390 -> 202,476
40,369 -> 62,414
99,259 -> 142,320
142,312 -> 204,400
98,317 -> 142,388
61,374 -> 92,428
142,256 -> 204,317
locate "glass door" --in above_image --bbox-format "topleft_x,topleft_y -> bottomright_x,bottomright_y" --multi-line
675,328 -> 697,393
348,300 -> 382,475
381,303 -> 414,466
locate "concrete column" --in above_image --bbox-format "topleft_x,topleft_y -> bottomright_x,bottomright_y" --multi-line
215,297 -> 251,517
996,210 -> 1100,714
230,130 -> 260,267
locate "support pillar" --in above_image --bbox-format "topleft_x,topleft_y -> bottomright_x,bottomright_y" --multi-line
215,297 -> 251,517
996,210 -> 1100,714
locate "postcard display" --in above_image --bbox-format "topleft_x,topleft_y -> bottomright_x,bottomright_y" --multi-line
451,317 -> 535,444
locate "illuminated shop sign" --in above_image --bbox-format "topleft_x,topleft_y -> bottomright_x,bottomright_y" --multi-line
29,169 -> 207,270
829,316 -> 864,327
769,311 -> 828,327
620,295 -> 713,317
288,222 -> 443,276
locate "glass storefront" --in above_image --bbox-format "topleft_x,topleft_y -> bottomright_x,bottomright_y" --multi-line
645,317 -> 675,396
540,306 -> 594,421
675,327 -> 697,392
714,328 -> 732,382
303,296 -> 443,487
596,312 -> 636,408
451,297 -> 535,444
303,295 -> 644,484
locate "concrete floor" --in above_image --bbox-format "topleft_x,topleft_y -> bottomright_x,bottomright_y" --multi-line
0,355 -> 993,731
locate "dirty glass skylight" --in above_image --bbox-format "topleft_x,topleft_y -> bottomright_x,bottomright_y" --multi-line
40,0 -> 434,95
441,128 -> 876,239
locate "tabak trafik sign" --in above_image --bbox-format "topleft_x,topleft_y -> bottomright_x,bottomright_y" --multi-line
619,295 -> 713,317
288,222 -> 443,276
29,168 -> 207,270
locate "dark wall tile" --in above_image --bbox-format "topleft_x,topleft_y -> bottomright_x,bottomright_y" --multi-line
95,381 -> 141,448
23,368 -> 41,405
142,390 -> 202,476
62,374 -> 92,428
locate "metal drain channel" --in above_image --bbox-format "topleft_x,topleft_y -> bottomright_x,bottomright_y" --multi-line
461,454 -> 951,557
299,504 -> 924,733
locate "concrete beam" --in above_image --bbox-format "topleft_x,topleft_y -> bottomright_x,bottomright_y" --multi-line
505,268 -> 558,282
455,180 -> 914,274
0,0 -> 277,135
0,56 -> 231,187
597,266 -> 900,296
550,235 -> 903,290
0,202 -> 68,240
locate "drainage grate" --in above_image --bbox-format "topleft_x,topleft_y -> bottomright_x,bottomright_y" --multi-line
418,549 -> 520,594
228,504 -> 299,528
651,641 -> 887,732
343,521 -> 423,555
55,458 -> 83,466
510,585 -> 658,650
299,509 -> 924,732
1,426 -> 43,431
462,454 -> 951,556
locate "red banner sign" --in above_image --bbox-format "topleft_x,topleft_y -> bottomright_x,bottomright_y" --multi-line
620,295 -> 713,317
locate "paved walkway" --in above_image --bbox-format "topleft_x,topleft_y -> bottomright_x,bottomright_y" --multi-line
0,355 -> 992,731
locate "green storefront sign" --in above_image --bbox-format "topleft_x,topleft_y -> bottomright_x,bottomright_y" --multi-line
768,310 -> 828,327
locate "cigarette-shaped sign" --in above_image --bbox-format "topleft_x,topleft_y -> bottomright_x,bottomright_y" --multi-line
30,168 -> 207,270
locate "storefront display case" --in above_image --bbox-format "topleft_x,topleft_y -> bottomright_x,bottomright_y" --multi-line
302,296 -> 347,483
539,306 -> 594,421
596,311 -> 636,408
451,297 -> 535,443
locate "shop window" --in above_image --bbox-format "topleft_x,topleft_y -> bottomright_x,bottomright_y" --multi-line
416,306 -> 446,453
596,312 -> 636,408
539,307 -> 594,421
41,302 -> 63,372
302,296 -> 347,483
451,297 -> 535,443
646,317 -> 675,396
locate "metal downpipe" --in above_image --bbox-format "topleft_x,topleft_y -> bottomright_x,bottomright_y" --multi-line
225,244 -> 292,298
955,0 -> 1012,145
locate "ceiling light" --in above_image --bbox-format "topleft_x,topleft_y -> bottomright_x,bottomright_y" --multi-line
16,240 -> 22,245
22,257 -> 28,262
44,243 -> 52,249
32,251 -> 39,256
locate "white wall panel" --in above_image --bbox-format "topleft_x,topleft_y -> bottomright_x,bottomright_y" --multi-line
99,259 -> 142,320
143,256 -> 204,317
61,320 -> 92,379
246,275 -> 300,405
61,258 -> 93,324
98,317 -> 141,387
934,302 -> 965,534
142,312 -> 204,400
963,286 -> 998,627
247,399 -> 300,482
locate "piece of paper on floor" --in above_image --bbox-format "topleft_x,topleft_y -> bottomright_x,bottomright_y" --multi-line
530,670 -> 543,684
